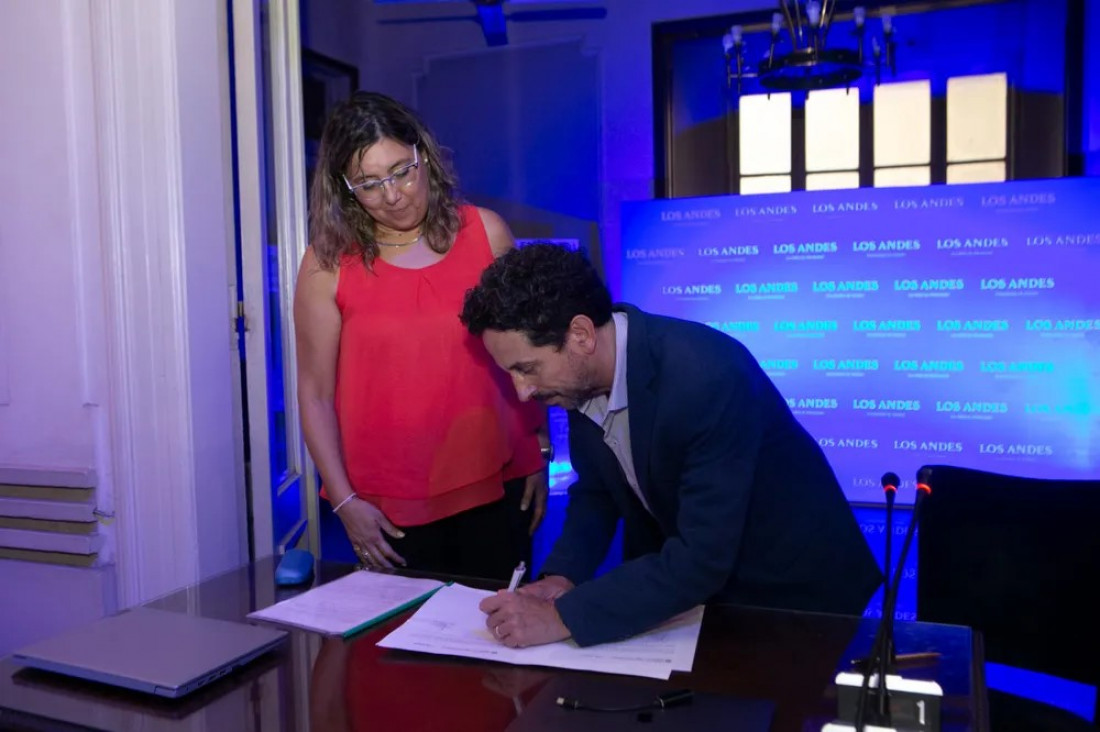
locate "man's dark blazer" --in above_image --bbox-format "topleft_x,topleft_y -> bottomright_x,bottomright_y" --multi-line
542,305 -> 882,647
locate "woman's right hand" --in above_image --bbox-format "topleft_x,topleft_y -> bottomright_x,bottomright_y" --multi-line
337,497 -> 407,569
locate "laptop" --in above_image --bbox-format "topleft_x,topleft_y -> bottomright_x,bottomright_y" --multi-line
10,607 -> 287,699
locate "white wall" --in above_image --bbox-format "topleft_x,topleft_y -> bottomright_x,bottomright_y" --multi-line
0,1 -> 115,654
0,0 -> 245,652
0,0 -> 101,470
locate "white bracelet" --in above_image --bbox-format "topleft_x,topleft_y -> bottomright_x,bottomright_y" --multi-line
332,494 -> 358,514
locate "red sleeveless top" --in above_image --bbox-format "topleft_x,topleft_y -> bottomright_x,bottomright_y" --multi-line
334,206 -> 540,526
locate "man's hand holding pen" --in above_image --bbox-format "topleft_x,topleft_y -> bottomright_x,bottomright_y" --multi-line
480,566 -> 575,648
516,575 -> 574,602
480,591 -> 570,648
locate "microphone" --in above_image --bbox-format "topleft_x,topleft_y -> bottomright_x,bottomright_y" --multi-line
880,470 -> 899,602
853,467 -> 934,730
880,471 -> 899,666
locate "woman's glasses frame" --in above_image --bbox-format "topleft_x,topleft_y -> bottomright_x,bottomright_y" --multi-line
342,145 -> 420,202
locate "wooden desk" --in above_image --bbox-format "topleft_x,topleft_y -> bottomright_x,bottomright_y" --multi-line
0,559 -> 987,731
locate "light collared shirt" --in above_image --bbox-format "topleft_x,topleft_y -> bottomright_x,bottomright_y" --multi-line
579,312 -> 650,513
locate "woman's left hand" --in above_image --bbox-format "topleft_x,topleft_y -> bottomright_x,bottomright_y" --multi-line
521,469 -> 548,535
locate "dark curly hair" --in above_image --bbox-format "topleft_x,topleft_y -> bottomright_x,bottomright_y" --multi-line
308,91 -> 461,270
460,243 -> 612,348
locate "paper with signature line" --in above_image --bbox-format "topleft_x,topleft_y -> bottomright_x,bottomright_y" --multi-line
377,583 -> 703,680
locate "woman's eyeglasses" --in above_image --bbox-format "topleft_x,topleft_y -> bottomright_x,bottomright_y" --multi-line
343,146 -> 420,202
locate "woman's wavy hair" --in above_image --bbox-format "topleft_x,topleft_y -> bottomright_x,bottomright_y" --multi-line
308,91 -> 461,270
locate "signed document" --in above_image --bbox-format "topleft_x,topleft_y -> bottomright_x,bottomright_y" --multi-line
377,583 -> 703,680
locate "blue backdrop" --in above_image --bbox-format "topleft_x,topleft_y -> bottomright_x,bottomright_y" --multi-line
622,178 -> 1100,503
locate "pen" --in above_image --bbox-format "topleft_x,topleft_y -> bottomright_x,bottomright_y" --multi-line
851,651 -> 941,670
507,561 -> 526,592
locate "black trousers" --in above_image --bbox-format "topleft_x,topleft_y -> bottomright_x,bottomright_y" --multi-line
386,478 -> 532,582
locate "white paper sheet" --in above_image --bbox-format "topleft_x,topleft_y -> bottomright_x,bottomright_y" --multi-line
376,583 -> 704,680
248,571 -> 445,636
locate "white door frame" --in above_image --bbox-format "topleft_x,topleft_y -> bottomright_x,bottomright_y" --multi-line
231,0 -> 319,559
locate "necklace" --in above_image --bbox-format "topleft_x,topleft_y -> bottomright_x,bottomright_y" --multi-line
375,232 -> 423,248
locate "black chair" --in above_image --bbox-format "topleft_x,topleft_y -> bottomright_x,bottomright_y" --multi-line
916,464 -> 1100,731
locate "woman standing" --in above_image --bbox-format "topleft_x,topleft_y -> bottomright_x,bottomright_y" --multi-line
294,91 -> 546,578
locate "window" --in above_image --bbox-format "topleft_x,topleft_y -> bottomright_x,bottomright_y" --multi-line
873,80 -> 931,187
806,88 -> 860,191
738,93 -> 791,194
733,75 -> 1008,193
946,73 -> 1007,183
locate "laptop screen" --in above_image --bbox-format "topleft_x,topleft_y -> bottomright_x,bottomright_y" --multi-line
12,607 -> 286,698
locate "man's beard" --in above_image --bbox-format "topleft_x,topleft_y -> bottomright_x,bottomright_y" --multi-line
532,388 -> 597,410
531,362 -> 601,409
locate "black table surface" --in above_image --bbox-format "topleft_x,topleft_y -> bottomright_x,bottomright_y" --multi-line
0,558 -> 987,731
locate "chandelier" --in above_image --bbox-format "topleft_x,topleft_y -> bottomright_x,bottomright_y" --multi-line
723,2 -> 897,94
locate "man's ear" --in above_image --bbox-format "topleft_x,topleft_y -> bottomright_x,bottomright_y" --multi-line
565,315 -> 598,355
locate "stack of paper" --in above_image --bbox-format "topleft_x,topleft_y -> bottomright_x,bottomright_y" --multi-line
377,583 -> 703,680
248,571 -> 444,637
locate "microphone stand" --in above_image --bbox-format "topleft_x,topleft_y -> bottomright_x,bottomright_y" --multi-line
853,471 -> 930,730
876,478 -> 898,720
853,474 -> 899,674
